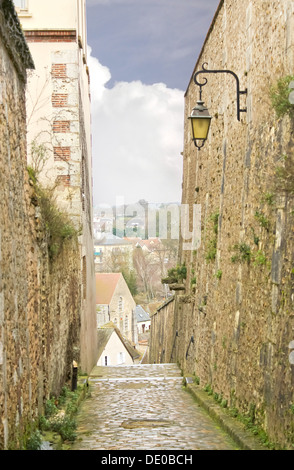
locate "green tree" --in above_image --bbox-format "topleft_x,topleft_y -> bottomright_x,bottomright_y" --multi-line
122,269 -> 138,296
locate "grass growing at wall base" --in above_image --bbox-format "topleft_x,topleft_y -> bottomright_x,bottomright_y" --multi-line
201,383 -> 278,449
25,381 -> 89,450
40,387 -> 80,444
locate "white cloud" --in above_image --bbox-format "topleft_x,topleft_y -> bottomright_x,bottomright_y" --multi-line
88,47 -> 184,207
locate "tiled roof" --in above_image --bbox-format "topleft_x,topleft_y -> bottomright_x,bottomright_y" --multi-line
125,238 -> 162,252
94,233 -> 132,246
96,273 -> 122,304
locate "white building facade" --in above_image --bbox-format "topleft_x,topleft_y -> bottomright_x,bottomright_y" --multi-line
15,0 -> 97,373
96,326 -> 140,367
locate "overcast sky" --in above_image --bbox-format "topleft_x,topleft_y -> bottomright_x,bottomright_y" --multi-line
86,0 -> 220,208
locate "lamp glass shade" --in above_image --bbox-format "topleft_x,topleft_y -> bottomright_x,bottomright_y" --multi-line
189,101 -> 212,143
191,116 -> 211,140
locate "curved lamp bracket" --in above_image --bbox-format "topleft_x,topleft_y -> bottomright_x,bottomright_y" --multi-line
193,63 -> 247,121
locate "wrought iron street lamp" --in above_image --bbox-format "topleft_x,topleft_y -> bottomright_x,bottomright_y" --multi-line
189,63 -> 247,150
188,99 -> 212,150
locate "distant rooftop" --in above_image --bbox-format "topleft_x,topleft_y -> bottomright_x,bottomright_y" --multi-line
135,305 -> 151,322
94,233 -> 132,246
96,273 -> 122,304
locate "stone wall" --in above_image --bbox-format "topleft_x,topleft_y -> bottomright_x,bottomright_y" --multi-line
149,297 -> 176,364
0,1 -> 82,449
21,3 -> 97,375
151,0 -> 294,449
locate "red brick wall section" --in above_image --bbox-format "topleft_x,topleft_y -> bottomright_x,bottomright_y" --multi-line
52,94 -> 68,107
25,30 -> 77,43
56,175 -> 71,186
51,64 -> 67,79
53,121 -> 70,133
54,147 -> 71,161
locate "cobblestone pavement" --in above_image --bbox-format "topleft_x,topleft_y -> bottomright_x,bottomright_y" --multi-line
71,364 -> 238,450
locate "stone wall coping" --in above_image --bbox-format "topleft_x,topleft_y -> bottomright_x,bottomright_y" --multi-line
153,295 -> 175,316
0,0 -> 34,80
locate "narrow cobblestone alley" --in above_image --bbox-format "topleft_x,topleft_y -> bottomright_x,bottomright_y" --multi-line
70,364 -> 238,451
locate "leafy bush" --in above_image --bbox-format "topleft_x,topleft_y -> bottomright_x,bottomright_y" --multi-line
190,276 -> 197,286
253,250 -> 267,266
26,430 -> 42,450
254,211 -> 270,230
215,269 -> 222,280
44,397 -> 58,418
231,243 -> 251,264
38,386 -> 83,445
270,75 -> 294,118
51,415 -> 77,442
193,374 -> 200,385
161,264 -> 187,284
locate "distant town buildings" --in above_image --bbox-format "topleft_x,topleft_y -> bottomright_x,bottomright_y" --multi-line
94,233 -> 134,273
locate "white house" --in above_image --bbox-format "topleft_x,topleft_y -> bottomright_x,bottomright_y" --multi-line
96,323 -> 140,366
135,305 -> 151,334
